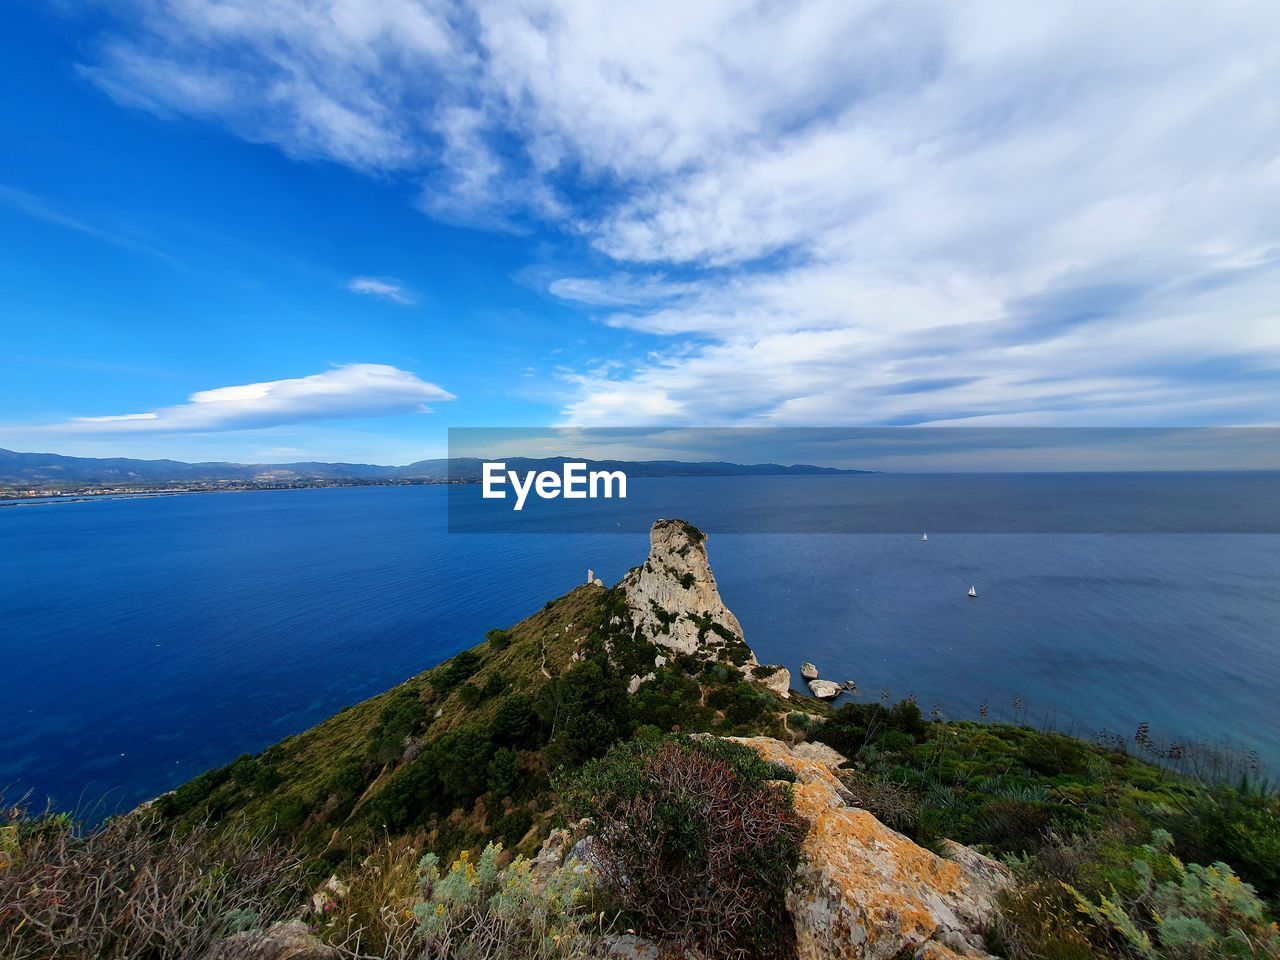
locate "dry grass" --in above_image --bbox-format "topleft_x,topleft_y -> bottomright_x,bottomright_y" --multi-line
1,805 -> 606,960
0,804 -> 307,960
317,835 -> 424,958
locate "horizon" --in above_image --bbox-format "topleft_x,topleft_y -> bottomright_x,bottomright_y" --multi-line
6,439 -> 1280,475
3,3 -> 1280,467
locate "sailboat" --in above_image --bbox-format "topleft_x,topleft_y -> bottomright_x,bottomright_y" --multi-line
921,532 -> 928,541
968,585 -> 977,598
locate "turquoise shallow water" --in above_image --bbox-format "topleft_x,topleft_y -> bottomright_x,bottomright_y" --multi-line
1,477 -> 1277,815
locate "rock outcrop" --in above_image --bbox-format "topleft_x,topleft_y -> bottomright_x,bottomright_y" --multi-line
808,679 -> 843,700
726,737 -> 1009,960
203,921 -> 338,960
756,664 -> 794,699
801,661 -> 820,680
620,519 -> 790,696
621,519 -> 744,656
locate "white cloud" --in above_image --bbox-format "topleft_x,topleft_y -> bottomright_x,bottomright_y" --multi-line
547,274 -> 701,308
347,276 -> 416,305
26,364 -> 453,435
81,1 -> 1280,426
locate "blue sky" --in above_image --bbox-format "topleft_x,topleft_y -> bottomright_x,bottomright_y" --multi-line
2,1 -> 1278,464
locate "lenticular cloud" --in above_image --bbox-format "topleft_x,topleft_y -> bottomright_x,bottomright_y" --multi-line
60,364 -> 455,434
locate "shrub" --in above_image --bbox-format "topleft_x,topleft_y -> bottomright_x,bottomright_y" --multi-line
811,700 -> 929,759
1063,830 -> 1280,959
432,650 -> 483,694
431,728 -> 495,804
365,725 -> 494,831
413,843 -> 601,959
975,798 -> 1056,852
487,748 -> 521,798
153,765 -> 230,819
1164,783 -> 1280,911
368,687 -> 427,760
0,807 -> 305,960
309,838 -> 602,959
538,661 -> 629,767
629,669 -> 710,732
563,736 -> 807,959
260,795 -> 309,833
839,769 -> 920,833
707,681 -> 770,728
483,672 -> 506,696
492,693 -> 539,748
496,808 -> 534,847
485,627 -> 513,650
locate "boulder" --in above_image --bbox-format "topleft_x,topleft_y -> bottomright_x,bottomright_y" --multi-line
627,672 -> 657,694
790,741 -> 851,770
203,921 -> 338,960
530,827 -> 574,883
936,839 -> 1014,911
531,818 -> 595,886
760,665 -> 793,699
726,737 -> 1004,960
600,934 -> 664,959
801,661 -> 820,680
807,679 -> 843,699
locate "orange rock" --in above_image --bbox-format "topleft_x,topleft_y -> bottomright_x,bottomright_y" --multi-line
725,737 -> 1008,960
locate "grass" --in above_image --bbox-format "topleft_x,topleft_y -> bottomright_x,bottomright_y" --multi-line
0,806 -> 306,960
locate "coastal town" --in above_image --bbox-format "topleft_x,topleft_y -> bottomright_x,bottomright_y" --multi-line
0,476 -> 458,502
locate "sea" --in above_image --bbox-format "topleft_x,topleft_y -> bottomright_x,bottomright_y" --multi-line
2,474 -> 1278,817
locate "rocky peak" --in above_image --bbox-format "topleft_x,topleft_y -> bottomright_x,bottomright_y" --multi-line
620,519 -> 791,697
620,518 -> 744,656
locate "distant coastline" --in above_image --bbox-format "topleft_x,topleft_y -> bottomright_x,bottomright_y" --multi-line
0,477 -> 460,504
0,449 -> 870,500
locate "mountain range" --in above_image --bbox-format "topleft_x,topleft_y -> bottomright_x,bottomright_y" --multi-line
0,448 -> 867,487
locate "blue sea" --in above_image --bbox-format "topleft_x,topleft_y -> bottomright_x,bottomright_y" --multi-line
2,476 -> 1278,816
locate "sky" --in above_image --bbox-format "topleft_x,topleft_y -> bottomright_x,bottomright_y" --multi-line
1,1 -> 1278,465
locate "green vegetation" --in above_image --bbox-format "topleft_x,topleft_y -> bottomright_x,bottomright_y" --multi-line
562,735 -> 806,959
150,583 -> 795,867
805,700 -> 1280,958
992,826 -> 1280,959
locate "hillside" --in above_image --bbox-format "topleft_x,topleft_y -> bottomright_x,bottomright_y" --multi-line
153,519 -> 800,865
6,518 -> 1278,960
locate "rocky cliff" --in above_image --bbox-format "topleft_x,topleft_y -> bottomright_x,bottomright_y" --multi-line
730,737 -> 1011,960
619,518 -> 792,697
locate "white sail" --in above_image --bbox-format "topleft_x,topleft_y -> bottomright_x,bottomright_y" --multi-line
921,532 -> 928,541
968,585 -> 977,598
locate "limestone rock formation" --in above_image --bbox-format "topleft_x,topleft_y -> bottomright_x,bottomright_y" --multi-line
203,921 -> 338,960
620,519 -> 743,656
627,671 -> 657,694
620,519 -> 789,696
801,661 -> 820,680
726,737 -> 1007,960
808,679 -> 843,699
758,665 -> 793,698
